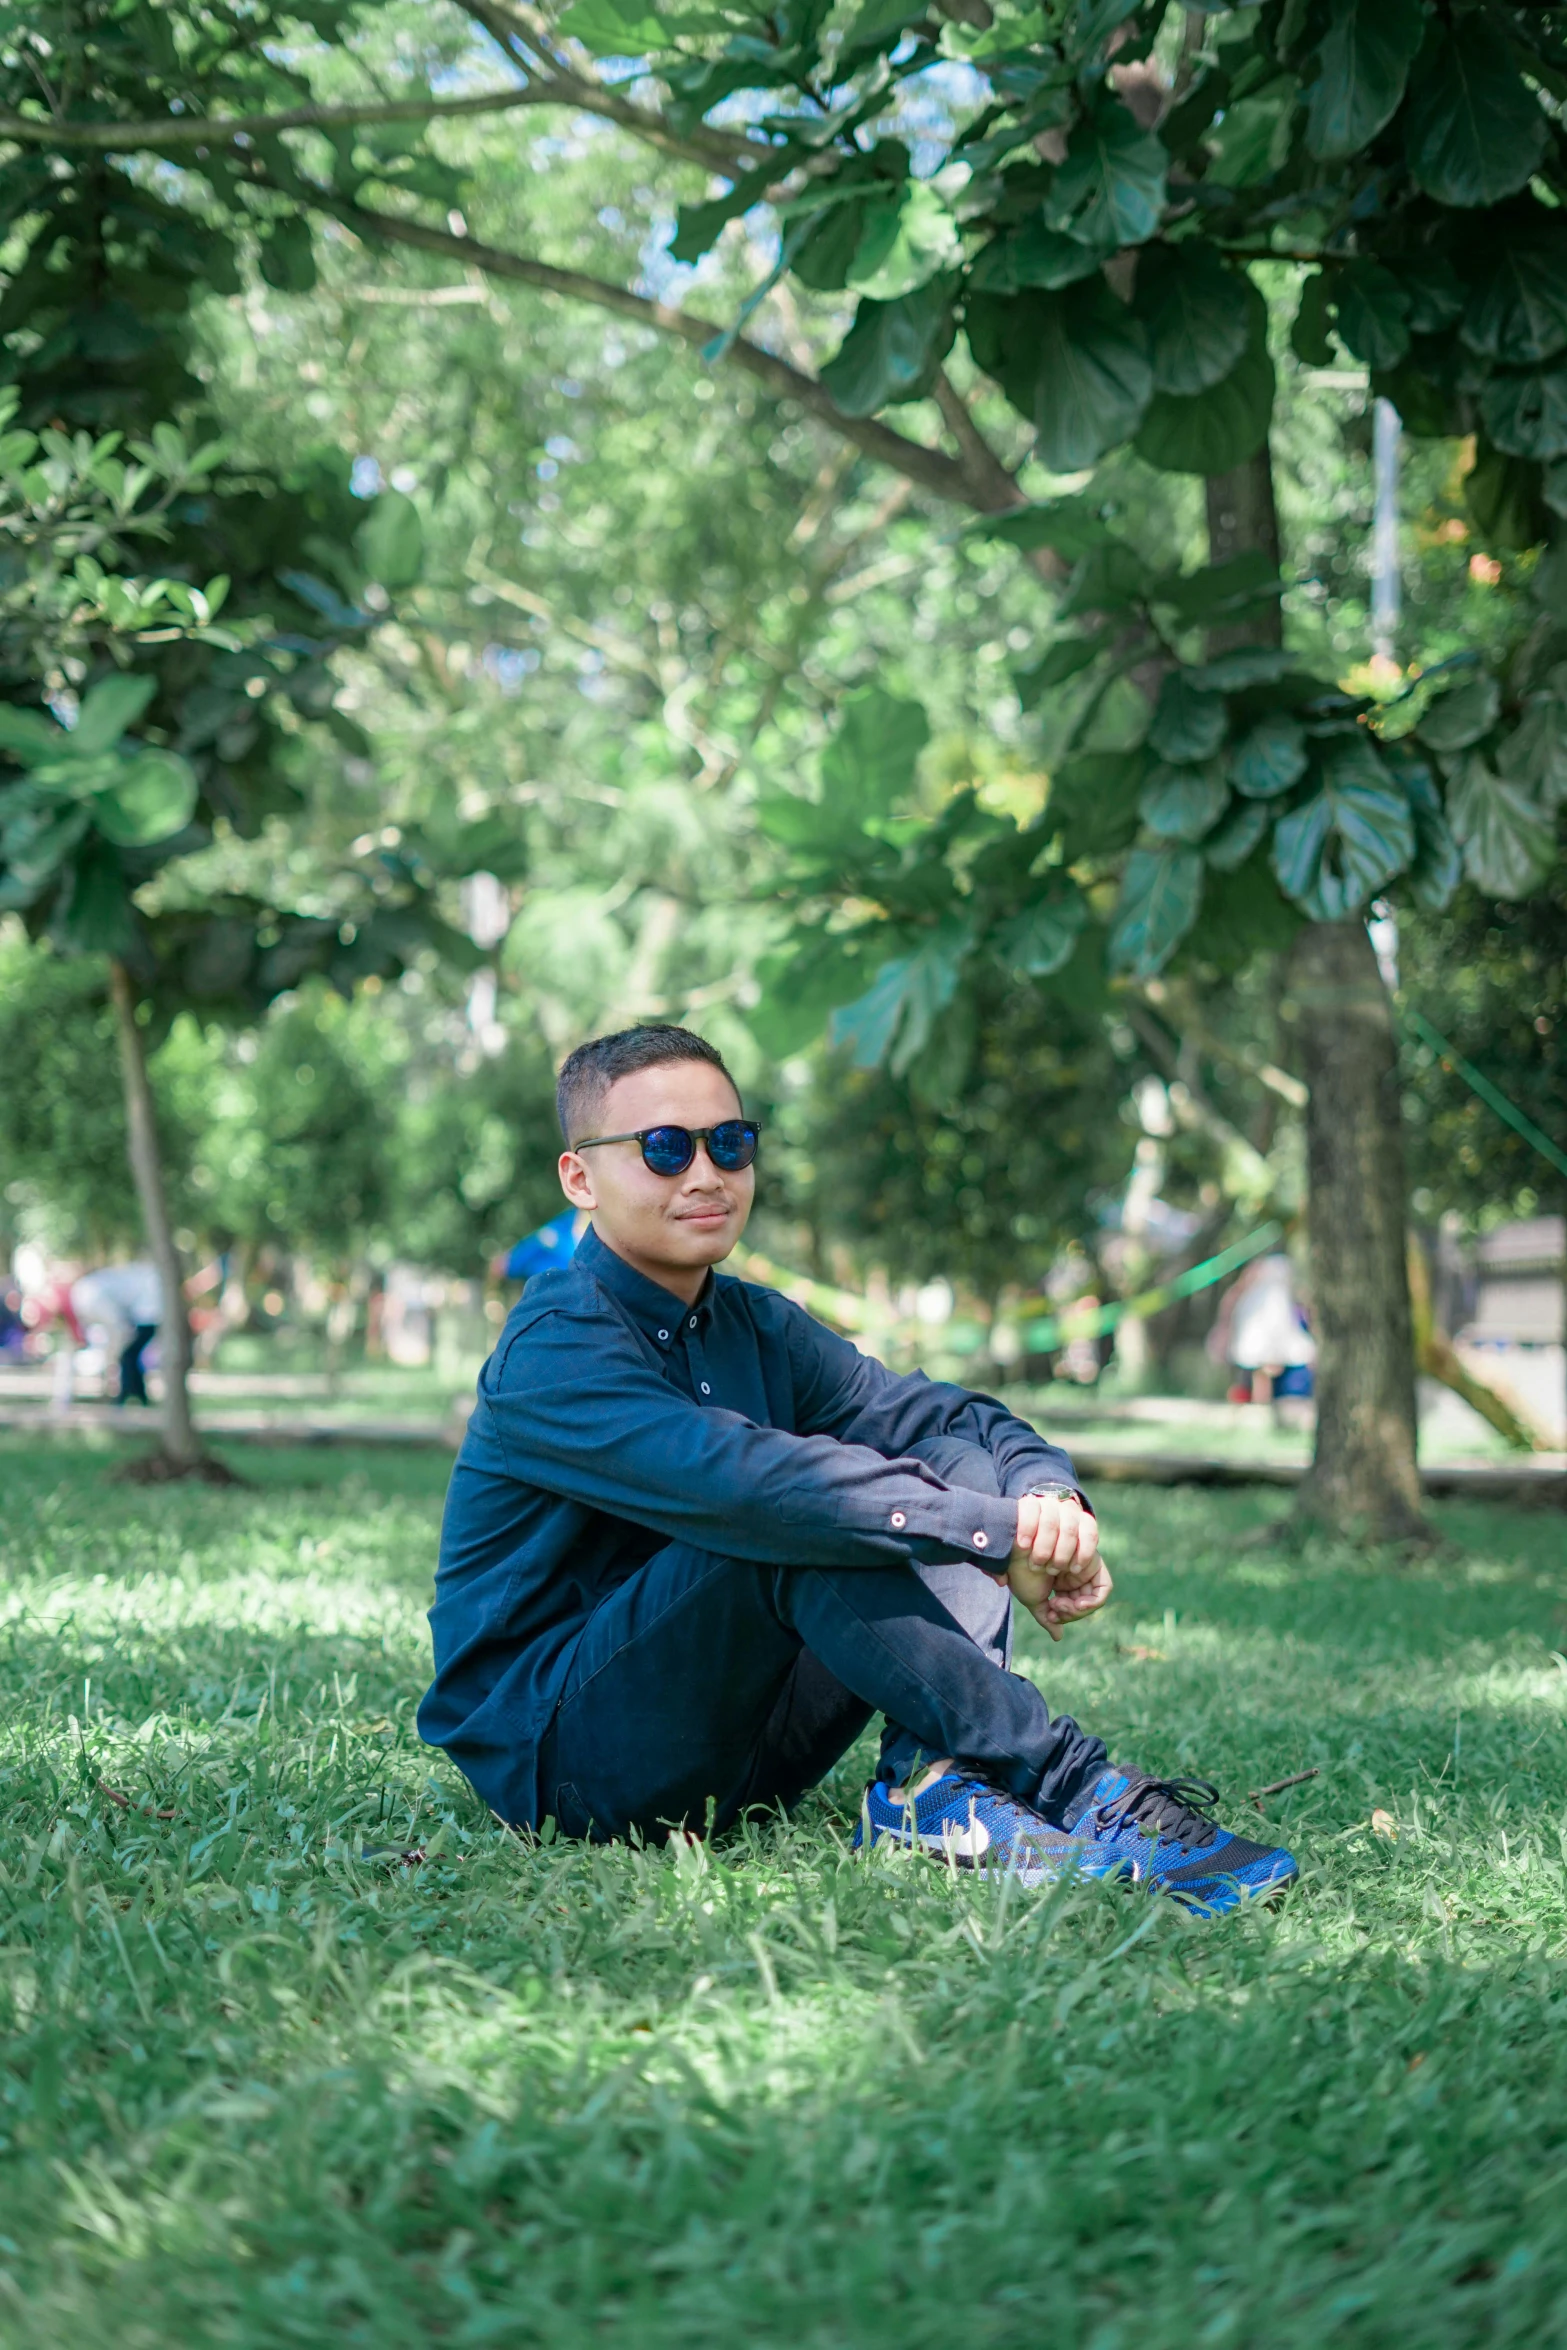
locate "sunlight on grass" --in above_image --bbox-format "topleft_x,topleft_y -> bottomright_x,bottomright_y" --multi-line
1,1442 -> 1565,2347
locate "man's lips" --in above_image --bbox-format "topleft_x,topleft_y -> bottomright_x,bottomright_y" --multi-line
676,1205 -> 733,1225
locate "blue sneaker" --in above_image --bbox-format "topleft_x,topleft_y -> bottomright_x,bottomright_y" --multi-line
853,1769 -> 1100,1888
1064,1769 -> 1299,1917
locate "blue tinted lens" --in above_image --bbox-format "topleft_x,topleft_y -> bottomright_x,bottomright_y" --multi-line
708,1120 -> 760,1171
641,1127 -> 694,1175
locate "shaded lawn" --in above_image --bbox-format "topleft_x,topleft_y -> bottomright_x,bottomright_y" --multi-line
0,1438 -> 1564,2348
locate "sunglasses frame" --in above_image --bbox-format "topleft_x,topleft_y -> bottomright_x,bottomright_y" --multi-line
573,1119 -> 761,1176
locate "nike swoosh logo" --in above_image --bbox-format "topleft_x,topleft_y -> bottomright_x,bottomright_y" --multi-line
889,1814 -> 990,1860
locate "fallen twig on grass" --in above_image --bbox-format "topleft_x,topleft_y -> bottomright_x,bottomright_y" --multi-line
96,1778 -> 180,1819
1247,1768 -> 1320,1813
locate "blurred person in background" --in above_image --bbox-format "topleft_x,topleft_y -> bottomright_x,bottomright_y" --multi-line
0,1277 -> 25,1359
490,1207 -> 588,1286
1209,1252 -> 1314,1408
71,1260 -> 163,1406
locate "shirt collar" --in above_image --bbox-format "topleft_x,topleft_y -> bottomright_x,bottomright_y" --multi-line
577,1224 -> 714,1349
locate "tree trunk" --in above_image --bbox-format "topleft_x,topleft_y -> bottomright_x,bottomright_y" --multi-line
1283,921 -> 1425,1538
1204,446 -> 1424,1537
107,958 -> 203,1470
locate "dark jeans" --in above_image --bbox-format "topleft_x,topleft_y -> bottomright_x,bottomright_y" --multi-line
116,1323 -> 158,1406
538,1437 -> 1105,1842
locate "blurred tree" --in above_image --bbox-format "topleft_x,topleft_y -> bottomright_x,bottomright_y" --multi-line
0,928 -> 191,1255
12,1 -> 1567,1531
0,12 -> 489,1471
1399,840 -> 1567,1231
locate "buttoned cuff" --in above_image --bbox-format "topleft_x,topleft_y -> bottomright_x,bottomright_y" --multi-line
885,1485 -> 1017,1568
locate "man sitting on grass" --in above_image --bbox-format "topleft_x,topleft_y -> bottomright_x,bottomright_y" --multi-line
420,1024 -> 1298,1914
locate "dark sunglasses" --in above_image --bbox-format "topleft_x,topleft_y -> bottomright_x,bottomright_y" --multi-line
574,1119 -> 761,1177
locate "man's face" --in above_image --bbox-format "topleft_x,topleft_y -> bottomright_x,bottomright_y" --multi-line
558,1059 -> 754,1290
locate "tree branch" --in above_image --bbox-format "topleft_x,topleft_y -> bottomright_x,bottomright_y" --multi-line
932,368 -> 1025,514
455,0 -> 772,171
315,190 -> 997,510
0,87 -> 551,150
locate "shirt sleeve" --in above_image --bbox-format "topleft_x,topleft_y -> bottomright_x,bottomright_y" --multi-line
473,1299 -> 1019,1570
776,1297 -> 1085,1502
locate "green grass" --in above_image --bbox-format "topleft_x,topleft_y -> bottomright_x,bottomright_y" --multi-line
1,1442 -> 1565,2348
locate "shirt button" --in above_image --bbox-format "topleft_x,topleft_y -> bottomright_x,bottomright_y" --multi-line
700,1381 -> 711,1396
973,1530 -> 989,1550
690,1317 -> 698,1329
890,1510 -> 906,1529
657,1329 -> 669,1342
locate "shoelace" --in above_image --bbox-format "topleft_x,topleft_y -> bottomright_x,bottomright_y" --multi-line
1093,1774 -> 1223,1853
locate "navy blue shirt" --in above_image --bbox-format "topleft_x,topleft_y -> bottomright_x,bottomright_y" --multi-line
419,1225 -> 1081,1825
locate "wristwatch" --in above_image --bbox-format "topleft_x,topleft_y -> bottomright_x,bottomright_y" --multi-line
1026,1482 -> 1081,1505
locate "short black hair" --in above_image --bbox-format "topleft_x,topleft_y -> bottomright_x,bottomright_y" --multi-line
557,1024 -> 739,1146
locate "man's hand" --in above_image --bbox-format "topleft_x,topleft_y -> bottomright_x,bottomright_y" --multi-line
1008,1491 -> 1112,1643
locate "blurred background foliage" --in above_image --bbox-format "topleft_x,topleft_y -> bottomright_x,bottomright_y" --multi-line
0,0 -> 1562,1385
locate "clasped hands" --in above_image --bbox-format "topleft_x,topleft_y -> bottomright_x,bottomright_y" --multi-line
1005,1492 -> 1112,1643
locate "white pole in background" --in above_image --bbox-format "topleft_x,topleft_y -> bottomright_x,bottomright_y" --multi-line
1372,396 -> 1401,665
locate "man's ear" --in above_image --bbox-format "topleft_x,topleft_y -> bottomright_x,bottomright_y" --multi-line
559,1149 -> 596,1211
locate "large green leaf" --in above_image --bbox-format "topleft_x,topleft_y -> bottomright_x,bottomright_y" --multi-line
671,153 -> 796,264
1415,671 -> 1499,754
1465,441 -> 1550,550
1462,235 -> 1567,366
1479,362 -> 1567,463
847,183 -> 960,301
967,220 -> 1111,294
1446,757 -> 1555,896
839,0 -> 926,56
820,281 -> 956,416
1304,0 -> 1424,160
1153,549 -> 1281,629
982,497 -> 1111,561
1046,95 -> 1167,249
1497,691 -> 1567,808
1396,754 -> 1462,911
993,888 -> 1086,976
0,704 -> 71,768
357,489 -> 424,589
1402,260 -> 1466,336
1133,243 -> 1251,397
1204,82 -> 1297,189
1148,671 -> 1228,764
1232,712 -> 1308,799
72,674 -> 157,758
1049,748 -> 1145,858
820,686 -> 930,820
557,0 -> 679,53
748,934 -> 866,1057
1107,844 -> 1204,978
1187,646 -> 1294,691
1202,799 -> 1270,872
1014,630 -> 1109,708
966,282 -> 1151,472
0,802 -> 90,902
1271,742 -> 1415,917
1134,281 -> 1273,476
1139,761 -> 1229,842
91,750 -> 199,847
1333,262 -> 1411,373
54,837 -> 138,956
793,197 -> 875,293
829,921 -> 969,1074
1059,541 -> 1149,617
1404,23 -> 1548,208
